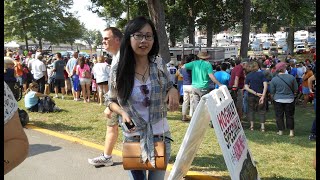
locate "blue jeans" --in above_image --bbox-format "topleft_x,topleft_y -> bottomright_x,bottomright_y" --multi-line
126,132 -> 172,180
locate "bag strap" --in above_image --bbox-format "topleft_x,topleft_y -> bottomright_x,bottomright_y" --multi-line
276,75 -> 294,94
157,66 -> 165,142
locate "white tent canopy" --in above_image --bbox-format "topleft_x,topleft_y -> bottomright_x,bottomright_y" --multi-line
4,41 -> 20,48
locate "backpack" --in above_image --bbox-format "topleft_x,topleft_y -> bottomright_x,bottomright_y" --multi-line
18,108 -> 29,127
39,97 -> 56,113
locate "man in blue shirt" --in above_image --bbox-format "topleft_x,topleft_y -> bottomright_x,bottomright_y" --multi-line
289,60 -> 298,78
214,63 -> 230,89
66,52 -> 80,101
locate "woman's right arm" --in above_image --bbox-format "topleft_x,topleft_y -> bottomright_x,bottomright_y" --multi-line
35,92 -> 48,98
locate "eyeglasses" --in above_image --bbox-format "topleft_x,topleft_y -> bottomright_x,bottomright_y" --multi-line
131,33 -> 154,41
140,85 -> 150,107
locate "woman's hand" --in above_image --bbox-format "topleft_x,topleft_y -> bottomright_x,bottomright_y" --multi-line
120,110 -> 136,132
165,87 -> 179,112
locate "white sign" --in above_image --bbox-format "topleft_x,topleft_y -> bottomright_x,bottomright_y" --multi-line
168,85 -> 259,180
206,85 -> 259,180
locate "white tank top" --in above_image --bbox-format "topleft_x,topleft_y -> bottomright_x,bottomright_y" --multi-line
123,77 -> 169,137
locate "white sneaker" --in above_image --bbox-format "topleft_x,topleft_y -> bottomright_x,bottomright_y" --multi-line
53,106 -> 61,112
61,96 -> 65,100
53,95 -> 59,98
88,154 -> 113,166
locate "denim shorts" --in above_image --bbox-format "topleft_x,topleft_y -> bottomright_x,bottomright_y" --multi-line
79,78 -> 91,85
302,86 -> 310,94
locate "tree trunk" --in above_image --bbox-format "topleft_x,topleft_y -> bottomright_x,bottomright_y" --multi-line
240,0 -> 251,59
169,24 -> 176,47
21,19 -> 28,50
206,22 -> 213,47
187,5 -> 195,46
287,20 -> 295,56
127,0 -> 130,20
146,0 -> 171,63
38,38 -> 42,50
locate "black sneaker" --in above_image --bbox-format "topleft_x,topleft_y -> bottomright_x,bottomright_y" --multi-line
309,134 -> 316,141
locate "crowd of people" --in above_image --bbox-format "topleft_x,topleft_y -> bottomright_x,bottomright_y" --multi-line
4,16 -> 316,179
4,47 -> 113,111
172,52 -> 316,139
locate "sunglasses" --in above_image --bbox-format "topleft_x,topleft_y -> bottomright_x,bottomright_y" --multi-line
140,85 -> 150,107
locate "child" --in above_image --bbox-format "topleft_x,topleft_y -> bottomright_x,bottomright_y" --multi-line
92,79 -> 98,102
91,58 -> 98,103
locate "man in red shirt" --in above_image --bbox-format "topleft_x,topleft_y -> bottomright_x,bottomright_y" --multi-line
229,59 -> 246,121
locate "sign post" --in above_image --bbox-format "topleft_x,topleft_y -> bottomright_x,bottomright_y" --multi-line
168,85 -> 260,180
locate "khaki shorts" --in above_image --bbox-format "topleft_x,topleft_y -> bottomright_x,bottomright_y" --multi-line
106,112 -> 119,126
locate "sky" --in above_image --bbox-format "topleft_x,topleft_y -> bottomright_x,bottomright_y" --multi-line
70,0 -> 108,33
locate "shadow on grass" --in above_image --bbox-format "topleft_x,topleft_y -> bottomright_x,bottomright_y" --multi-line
169,154 -> 228,172
28,144 -> 61,157
184,174 -> 229,180
31,121 -> 94,132
261,177 -> 313,180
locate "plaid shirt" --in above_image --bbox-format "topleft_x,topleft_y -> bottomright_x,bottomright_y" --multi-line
105,56 -> 173,166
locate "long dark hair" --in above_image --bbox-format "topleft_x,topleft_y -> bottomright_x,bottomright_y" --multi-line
116,16 -> 159,103
78,56 -> 85,69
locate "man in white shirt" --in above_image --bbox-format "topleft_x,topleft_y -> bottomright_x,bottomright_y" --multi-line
31,55 -> 47,93
28,54 -> 36,71
88,27 -> 122,167
66,52 -> 80,101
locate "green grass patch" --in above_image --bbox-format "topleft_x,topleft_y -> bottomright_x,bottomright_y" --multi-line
18,96 -> 316,179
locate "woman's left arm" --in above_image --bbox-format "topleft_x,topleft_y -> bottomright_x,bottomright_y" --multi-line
161,59 -> 179,111
165,87 -> 179,112
4,110 -> 29,175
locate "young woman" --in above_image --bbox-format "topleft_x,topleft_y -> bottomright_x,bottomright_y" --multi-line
24,82 -> 50,112
105,16 -> 179,180
92,55 -> 110,105
76,56 -> 92,103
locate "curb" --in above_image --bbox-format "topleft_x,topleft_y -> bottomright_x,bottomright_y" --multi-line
26,124 -> 222,180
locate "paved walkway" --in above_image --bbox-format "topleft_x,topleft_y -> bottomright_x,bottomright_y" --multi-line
4,125 -> 222,180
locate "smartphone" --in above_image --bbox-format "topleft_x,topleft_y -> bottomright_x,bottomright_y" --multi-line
123,120 -> 136,132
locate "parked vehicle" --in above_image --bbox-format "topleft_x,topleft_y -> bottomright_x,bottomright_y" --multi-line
295,45 -> 306,54
307,37 -> 316,47
60,51 -> 73,58
262,41 -> 271,50
282,44 -> 288,55
294,39 -> 305,48
79,52 -> 90,58
268,46 -> 279,57
276,40 -> 287,49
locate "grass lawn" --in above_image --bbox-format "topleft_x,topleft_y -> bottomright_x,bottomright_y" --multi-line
17,95 -> 316,179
